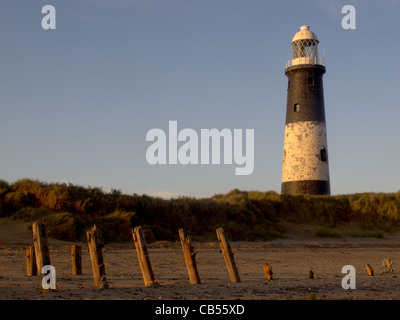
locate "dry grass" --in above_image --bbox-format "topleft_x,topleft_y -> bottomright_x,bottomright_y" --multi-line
1,179 -> 400,242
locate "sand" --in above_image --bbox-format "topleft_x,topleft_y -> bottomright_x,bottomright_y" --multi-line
1,218 -> 400,300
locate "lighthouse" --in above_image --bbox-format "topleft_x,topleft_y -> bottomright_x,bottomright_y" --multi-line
281,25 -> 330,195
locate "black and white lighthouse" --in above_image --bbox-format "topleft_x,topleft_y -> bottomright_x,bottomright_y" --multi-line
281,25 -> 330,195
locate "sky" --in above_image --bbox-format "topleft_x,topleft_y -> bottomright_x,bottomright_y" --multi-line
0,0 -> 399,198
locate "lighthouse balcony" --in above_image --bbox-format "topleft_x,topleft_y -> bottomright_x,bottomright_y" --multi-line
286,57 -> 325,68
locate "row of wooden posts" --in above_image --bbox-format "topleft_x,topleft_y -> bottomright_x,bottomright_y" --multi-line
26,222 -> 391,290
27,221 -> 272,289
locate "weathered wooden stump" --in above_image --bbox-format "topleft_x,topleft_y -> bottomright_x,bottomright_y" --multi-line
25,246 -> 37,277
86,225 -> 108,289
32,221 -> 51,275
216,227 -> 241,283
179,229 -> 201,284
71,245 -> 82,275
383,258 -> 394,273
366,264 -> 374,276
132,226 -> 157,287
263,263 -> 273,281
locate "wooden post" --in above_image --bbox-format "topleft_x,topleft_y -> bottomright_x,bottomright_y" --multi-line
71,245 -> 82,275
366,264 -> 374,276
384,258 -> 393,273
132,226 -> 157,287
32,221 -> 51,275
86,225 -> 108,289
263,263 -> 273,281
308,270 -> 314,279
179,229 -> 201,284
216,227 -> 241,283
25,246 -> 37,277
384,258 -> 391,271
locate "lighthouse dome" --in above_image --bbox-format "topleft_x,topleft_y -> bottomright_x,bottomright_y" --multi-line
291,25 -> 319,44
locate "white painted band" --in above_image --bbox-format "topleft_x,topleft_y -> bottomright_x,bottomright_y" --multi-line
282,121 -> 330,182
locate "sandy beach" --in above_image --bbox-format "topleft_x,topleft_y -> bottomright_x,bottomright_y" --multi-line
1,218 -> 400,300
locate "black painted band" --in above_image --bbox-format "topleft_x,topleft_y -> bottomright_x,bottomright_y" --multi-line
281,180 -> 331,195
285,64 -> 326,125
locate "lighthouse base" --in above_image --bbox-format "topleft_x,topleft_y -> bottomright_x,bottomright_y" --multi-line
281,180 -> 330,195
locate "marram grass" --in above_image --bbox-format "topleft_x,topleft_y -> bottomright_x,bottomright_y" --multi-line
1,179 -> 399,242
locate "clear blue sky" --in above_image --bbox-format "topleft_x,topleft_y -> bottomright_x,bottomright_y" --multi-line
1,0 -> 399,198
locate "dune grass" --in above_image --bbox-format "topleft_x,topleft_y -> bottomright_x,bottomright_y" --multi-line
1,179 -> 399,242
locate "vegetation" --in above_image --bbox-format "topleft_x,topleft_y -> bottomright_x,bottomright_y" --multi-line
315,227 -> 342,238
0,179 -> 400,243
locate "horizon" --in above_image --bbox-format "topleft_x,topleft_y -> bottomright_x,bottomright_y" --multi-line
2,177 -> 400,200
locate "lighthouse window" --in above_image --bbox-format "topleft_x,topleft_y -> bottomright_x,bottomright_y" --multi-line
294,103 -> 300,112
320,149 -> 328,162
307,77 -> 315,86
